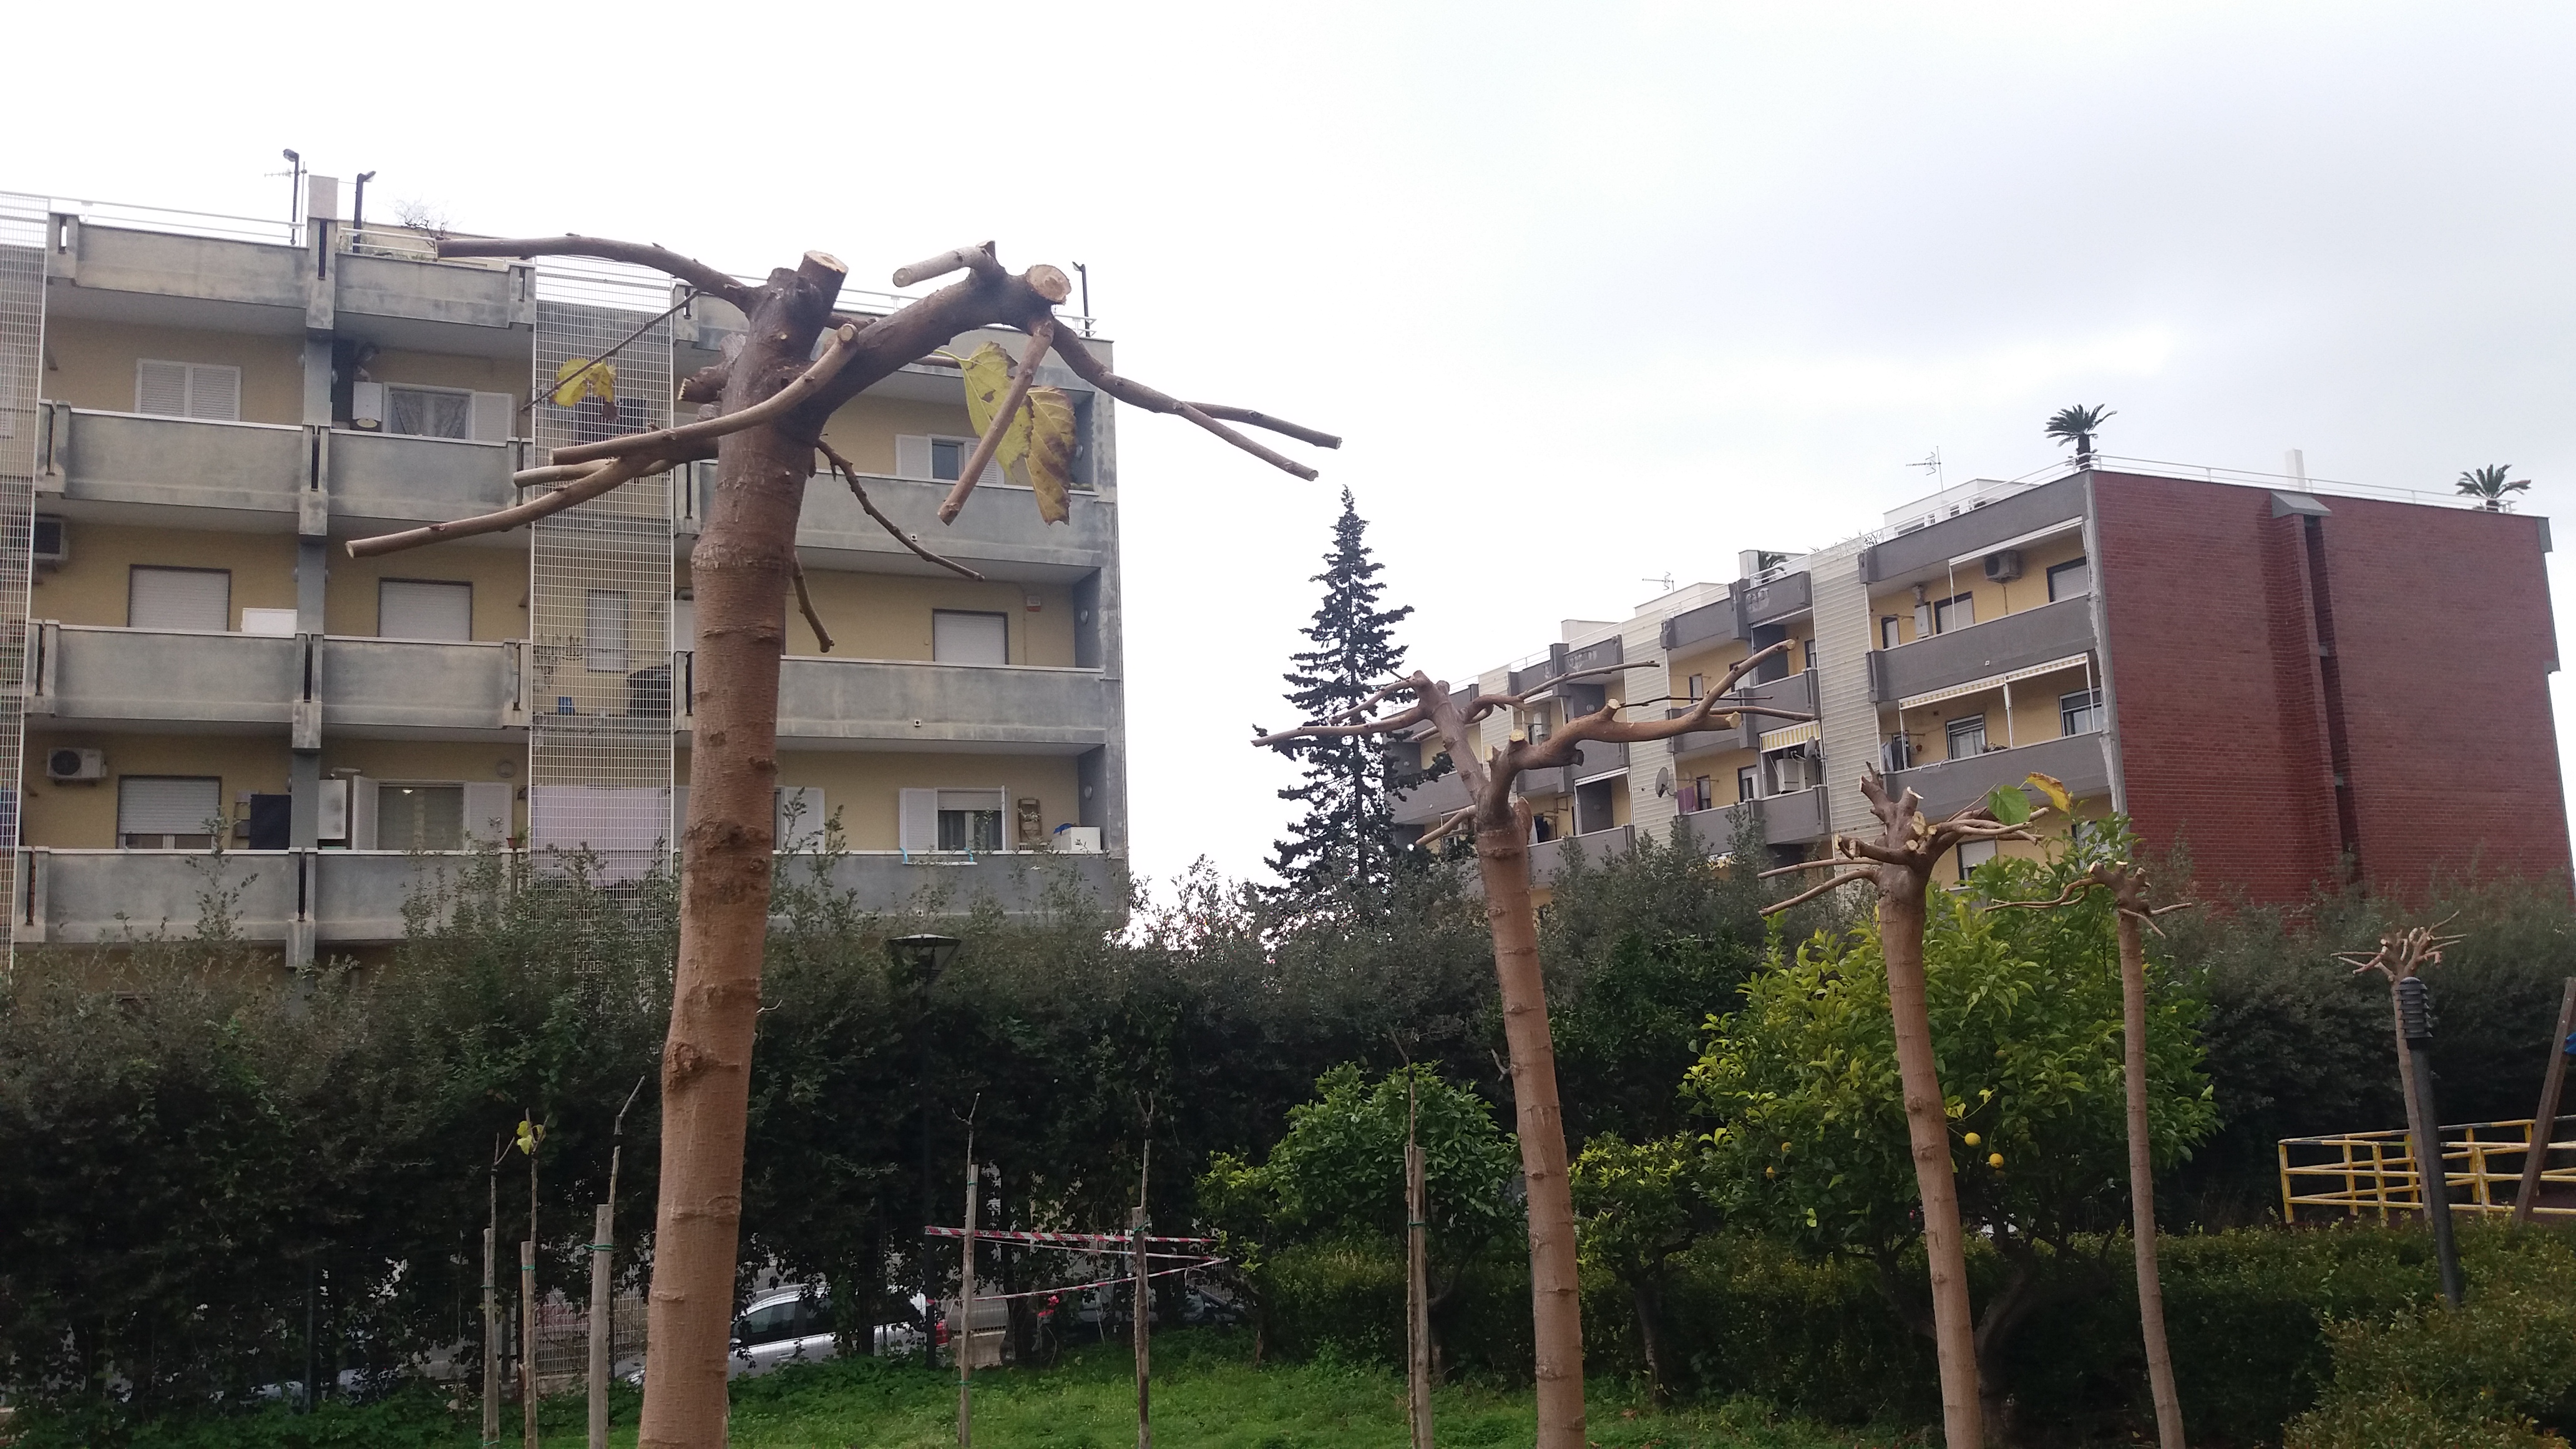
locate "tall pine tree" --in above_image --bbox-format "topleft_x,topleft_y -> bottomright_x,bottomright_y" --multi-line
1265,489 -> 1416,900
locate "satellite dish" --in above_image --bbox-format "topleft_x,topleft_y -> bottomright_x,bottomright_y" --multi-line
1654,767 -> 1673,798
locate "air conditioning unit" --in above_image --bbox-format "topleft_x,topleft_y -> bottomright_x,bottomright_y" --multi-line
46,747 -> 104,781
349,381 -> 384,431
1984,550 -> 2024,582
1052,826 -> 1103,854
31,515 -> 66,565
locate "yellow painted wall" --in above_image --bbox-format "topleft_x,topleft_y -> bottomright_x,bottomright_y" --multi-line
1868,533 -> 2091,646
677,748 -> 1081,851
683,559 -> 1076,666
361,348 -> 525,412
320,739 -> 530,841
1894,661 -> 2098,765
1667,641 -> 1752,704
329,544 -> 528,640
32,524 -> 299,628
816,395 -> 980,476
1669,744 -> 1760,803
23,731 -> 290,848
44,319 -> 305,424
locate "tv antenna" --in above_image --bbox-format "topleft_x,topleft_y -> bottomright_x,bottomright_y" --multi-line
1641,573 -> 1675,593
1908,447 -> 1944,490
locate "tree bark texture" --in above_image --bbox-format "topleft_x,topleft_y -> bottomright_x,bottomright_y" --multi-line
638,257 -> 842,1449
1878,881 -> 1983,1449
2117,912 -> 2186,1449
1473,821 -> 1587,1449
1407,1138 -> 1433,1449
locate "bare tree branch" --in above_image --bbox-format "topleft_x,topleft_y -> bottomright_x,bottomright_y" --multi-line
788,557 -> 833,653
1416,806 -> 1479,851
1759,856 -> 1857,877
1183,403 -> 1344,451
1253,700 -> 1434,748
1048,333 -> 1325,481
814,441 -> 986,581
349,453 -> 665,558
937,319 -> 1055,524
549,324 -> 862,467
891,242 -> 1003,288
434,235 -> 749,309
1761,870 -> 1878,915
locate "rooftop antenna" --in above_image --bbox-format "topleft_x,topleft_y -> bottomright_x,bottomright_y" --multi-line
1908,447 -> 1944,490
1641,573 -> 1675,593
279,149 -> 303,233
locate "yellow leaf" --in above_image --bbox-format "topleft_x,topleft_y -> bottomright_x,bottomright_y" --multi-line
551,357 -> 616,409
515,1118 -> 545,1156
2024,771 -> 2072,814
1024,386 -> 1078,525
956,342 -> 1032,479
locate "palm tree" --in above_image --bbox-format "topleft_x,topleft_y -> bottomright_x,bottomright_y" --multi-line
2456,464 -> 2530,512
2045,404 -> 2117,467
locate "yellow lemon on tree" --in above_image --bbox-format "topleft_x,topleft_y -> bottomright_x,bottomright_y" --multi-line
1963,1131 -> 1981,1148
1988,1153 -> 2005,1169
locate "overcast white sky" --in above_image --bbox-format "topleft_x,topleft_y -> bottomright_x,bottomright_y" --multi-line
21,2 -> 2576,895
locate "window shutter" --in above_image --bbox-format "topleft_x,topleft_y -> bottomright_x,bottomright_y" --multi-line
129,567 -> 232,631
136,361 -> 188,417
894,435 -> 932,481
775,786 -> 825,850
350,381 -> 385,429
187,364 -> 240,422
585,590 -> 630,672
379,579 -> 474,641
117,777 -> 222,836
462,783 -> 515,844
931,610 -> 1008,665
898,788 -> 939,852
349,778 -> 380,850
470,391 -> 513,443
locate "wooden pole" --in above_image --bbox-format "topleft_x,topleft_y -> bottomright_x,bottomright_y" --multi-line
959,1133 -> 977,1449
482,1226 -> 499,1449
2115,909 -> 2185,1449
1131,1205 -> 1151,1449
521,1240 -> 540,1448
1406,1129 -> 1432,1449
588,1203 -> 613,1449
2512,977 -> 2576,1225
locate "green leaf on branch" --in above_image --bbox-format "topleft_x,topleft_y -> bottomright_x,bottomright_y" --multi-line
1984,784 -> 2033,825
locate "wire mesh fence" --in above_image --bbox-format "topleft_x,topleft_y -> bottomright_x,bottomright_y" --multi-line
0,195 -> 47,955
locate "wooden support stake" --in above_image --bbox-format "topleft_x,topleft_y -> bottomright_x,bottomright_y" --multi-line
482,1226 -> 499,1449
1132,1206 -> 1151,1449
2513,977 -> 2576,1225
588,1203 -> 612,1449
960,1138 -> 977,1448
522,1241 -> 539,1449
1406,1131 -> 1433,1449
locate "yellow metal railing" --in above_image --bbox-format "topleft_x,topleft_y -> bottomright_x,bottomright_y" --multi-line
2280,1116 -> 2576,1224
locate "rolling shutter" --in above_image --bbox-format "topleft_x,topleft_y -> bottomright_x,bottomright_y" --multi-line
470,391 -> 514,444
894,435 -> 932,481
898,788 -> 939,852
129,567 -> 231,631
932,610 -> 1007,665
188,364 -> 240,421
117,776 -> 222,836
135,361 -> 189,417
379,579 -> 473,641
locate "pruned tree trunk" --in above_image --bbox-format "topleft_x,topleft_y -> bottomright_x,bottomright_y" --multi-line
2116,911 -> 2185,1449
356,229 -> 1335,1449
1472,816 -> 1586,1447
1878,879 -> 1983,1447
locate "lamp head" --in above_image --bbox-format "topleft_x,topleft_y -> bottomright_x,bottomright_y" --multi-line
887,932 -> 962,979
282,149 -> 300,163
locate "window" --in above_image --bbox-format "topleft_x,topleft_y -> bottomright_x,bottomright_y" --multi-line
386,385 -> 474,439
586,590 -> 630,672
1956,837 -> 2000,882
1736,766 -> 1757,803
1881,615 -> 1902,650
379,579 -> 472,641
1946,713 -> 1988,758
1692,774 -> 1713,812
932,610 -> 1008,665
118,776 -> 222,849
378,784 -> 466,851
939,804 -> 1003,852
2046,556 -> 2091,602
129,566 -> 231,631
930,437 -> 968,482
2061,688 -> 2104,736
1931,592 -> 1976,634
1686,673 -> 1705,701
900,788 -> 1007,852
134,360 -> 240,421
1802,638 -> 1817,671
736,1299 -> 799,1347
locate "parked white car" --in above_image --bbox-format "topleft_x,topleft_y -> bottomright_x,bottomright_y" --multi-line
626,1286 -> 919,1385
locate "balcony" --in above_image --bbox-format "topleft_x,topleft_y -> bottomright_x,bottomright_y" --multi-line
774,469 -> 1115,575
1571,739 -> 1627,781
1871,597 -> 2097,705
34,624 -> 298,726
1890,730 -> 2113,821
1863,474 -> 2086,583
1662,595 -> 1741,653
332,250 -> 525,333
1671,669 -> 1816,755
15,847 -> 1127,948
1671,786 -> 1831,854
1528,824 -> 1632,886
320,638 -> 521,734
328,430 -> 516,527
1739,570 -> 1811,625
47,408 -> 304,517
52,220 -> 306,312
761,656 -> 1115,748
1392,769 -> 1470,827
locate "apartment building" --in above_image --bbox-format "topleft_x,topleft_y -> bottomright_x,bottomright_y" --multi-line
0,183 -> 1126,965
1393,463 -> 2569,902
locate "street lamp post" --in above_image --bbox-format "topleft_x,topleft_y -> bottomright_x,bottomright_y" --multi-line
2398,976 -> 2464,1307
889,934 -> 962,1369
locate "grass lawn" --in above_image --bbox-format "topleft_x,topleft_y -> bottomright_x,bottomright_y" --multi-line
525,1330 -> 1888,1449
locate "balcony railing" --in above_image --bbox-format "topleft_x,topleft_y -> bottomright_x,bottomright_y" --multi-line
1871,596 -> 2097,705
1670,670 -> 1816,756
1672,786 -> 1830,853
16,847 -> 1127,948
765,655 -> 1116,747
34,624 -> 298,726
1391,769 -> 1470,827
46,407 -> 305,515
320,638 -> 521,733
328,429 -> 517,525
1889,731 -> 2112,821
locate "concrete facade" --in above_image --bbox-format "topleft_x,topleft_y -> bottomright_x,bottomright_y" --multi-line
11,190 -> 1132,959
